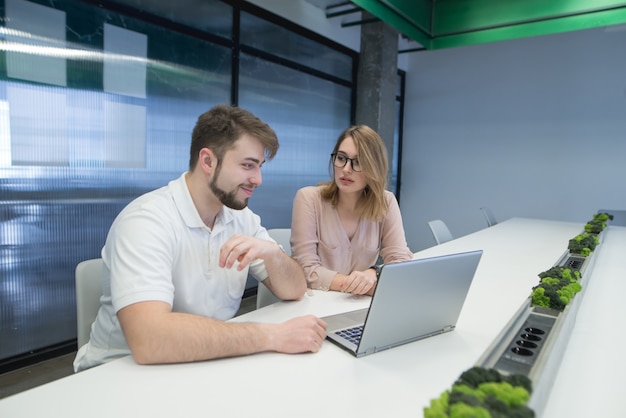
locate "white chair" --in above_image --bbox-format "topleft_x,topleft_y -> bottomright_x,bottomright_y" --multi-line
256,228 -> 292,309
75,258 -> 104,349
427,219 -> 453,245
480,206 -> 498,227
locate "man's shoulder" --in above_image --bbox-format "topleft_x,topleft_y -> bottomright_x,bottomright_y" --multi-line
113,180 -> 182,229
126,185 -> 174,212
131,175 -> 185,208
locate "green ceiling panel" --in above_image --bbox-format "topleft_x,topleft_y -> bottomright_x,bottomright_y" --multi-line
381,0 -> 432,33
433,5 -> 626,50
351,0 -> 626,50
433,0 -> 626,35
351,0 -> 434,47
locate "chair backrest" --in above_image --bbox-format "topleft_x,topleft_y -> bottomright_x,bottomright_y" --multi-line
480,206 -> 498,227
267,228 -> 292,255
75,258 -> 104,349
427,219 -> 454,245
256,228 -> 291,309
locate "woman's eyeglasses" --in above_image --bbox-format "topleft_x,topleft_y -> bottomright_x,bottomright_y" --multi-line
331,153 -> 362,172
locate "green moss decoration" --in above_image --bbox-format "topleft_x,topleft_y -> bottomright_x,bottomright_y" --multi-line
424,367 -> 534,418
530,267 -> 582,311
584,212 -> 613,234
567,233 -> 599,256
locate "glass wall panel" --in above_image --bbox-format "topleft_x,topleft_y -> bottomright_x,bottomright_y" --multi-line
238,52 -> 352,228
112,0 -> 233,39
240,11 -> 354,82
0,0 -> 363,367
0,0 -> 230,360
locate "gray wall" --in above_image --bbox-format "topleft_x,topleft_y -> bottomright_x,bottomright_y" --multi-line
249,0 -> 625,252
401,25 -> 626,252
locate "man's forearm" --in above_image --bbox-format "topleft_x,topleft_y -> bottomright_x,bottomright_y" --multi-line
121,304 -> 271,365
119,301 -> 326,365
263,251 -> 306,300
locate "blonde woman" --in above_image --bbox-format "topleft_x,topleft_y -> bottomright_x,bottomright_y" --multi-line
291,125 -> 413,296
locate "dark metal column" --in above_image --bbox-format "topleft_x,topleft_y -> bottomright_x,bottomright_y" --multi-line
355,12 -> 398,186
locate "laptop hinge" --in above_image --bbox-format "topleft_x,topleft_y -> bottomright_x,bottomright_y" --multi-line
443,325 -> 455,333
365,347 -> 376,356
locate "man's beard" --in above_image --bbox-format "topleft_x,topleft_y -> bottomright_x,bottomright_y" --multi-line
209,165 -> 249,210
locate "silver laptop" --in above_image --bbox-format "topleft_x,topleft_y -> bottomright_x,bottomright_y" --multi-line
322,250 -> 483,357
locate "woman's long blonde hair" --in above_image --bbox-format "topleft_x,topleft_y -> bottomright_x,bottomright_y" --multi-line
319,125 -> 389,221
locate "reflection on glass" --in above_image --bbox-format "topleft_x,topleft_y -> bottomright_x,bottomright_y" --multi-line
113,0 -> 233,39
103,23 -> 147,98
7,84 -> 69,166
5,0 -> 67,86
240,11 -> 354,82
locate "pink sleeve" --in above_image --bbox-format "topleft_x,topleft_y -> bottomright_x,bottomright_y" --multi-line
290,187 -> 338,290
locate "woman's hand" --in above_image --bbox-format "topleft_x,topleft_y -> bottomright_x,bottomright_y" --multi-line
339,268 -> 378,295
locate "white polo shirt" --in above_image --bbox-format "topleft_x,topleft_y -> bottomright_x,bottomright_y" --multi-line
74,173 -> 271,371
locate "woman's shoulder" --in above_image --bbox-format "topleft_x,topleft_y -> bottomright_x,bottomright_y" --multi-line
296,185 -> 323,199
383,189 -> 399,203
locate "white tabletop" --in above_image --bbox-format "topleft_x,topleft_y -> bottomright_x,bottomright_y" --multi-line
541,224 -> 626,417
0,217 -> 620,418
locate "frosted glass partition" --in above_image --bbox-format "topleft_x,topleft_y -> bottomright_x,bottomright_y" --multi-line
0,0 -> 232,360
0,0 -> 359,364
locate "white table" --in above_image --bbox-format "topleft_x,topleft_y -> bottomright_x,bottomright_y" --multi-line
541,223 -> 626,417
1,218 -> 620,418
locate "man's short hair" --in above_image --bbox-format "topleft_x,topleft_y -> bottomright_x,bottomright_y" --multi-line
189,104 -> 279,170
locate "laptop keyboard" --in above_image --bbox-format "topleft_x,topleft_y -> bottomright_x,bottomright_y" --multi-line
336,325 -> 363,345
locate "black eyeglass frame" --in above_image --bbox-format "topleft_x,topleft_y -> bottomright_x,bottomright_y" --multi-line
330,153 -> 362,172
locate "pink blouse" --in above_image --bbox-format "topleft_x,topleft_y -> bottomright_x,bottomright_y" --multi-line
291,186 -> 413,290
